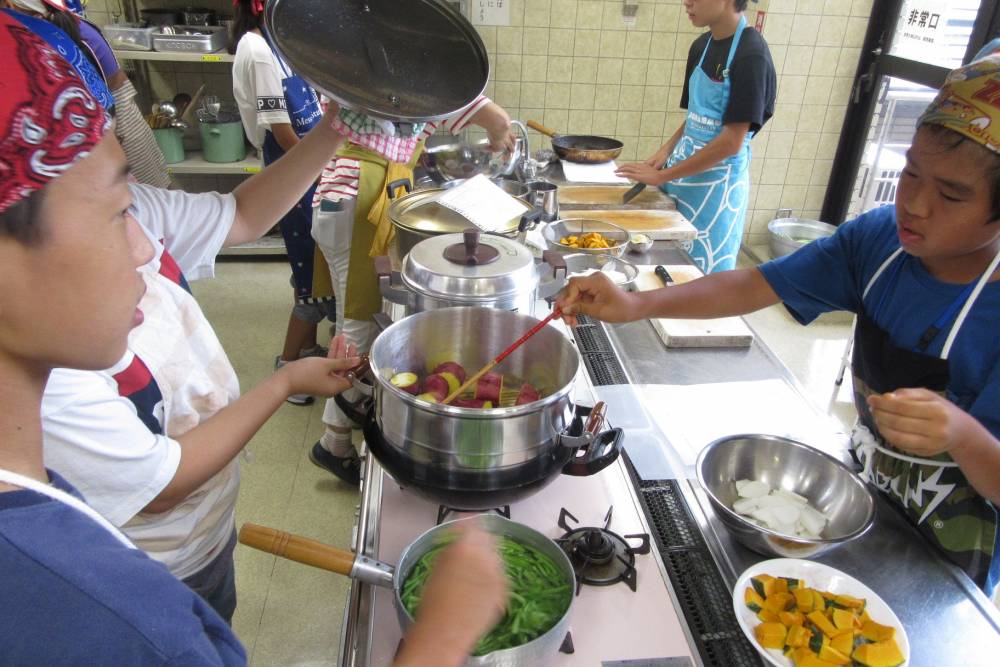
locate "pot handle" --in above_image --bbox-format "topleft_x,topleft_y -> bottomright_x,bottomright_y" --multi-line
537,250 -> 567,300
386,178 -> 412,200
238,523 -> 394,588
563,426 -> 624,476
345,355 -> 374,397
374,255 -> 412,307
518,208 -> 543,233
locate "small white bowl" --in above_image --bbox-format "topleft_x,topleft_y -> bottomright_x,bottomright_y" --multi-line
628,233 -> 653,253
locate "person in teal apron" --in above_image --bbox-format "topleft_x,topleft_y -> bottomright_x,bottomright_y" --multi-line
559,50 -> 1000,595
617,0 -> 774,273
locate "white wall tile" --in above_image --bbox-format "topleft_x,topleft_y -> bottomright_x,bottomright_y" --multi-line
620,85 -> 645,110
823,0 -> 853,16
763,13 -> 794,45
572,57 -> 598,83
577,1 -> 604,29
599,30 -> 627,58
844,17 -> 868,48
551,0 -> 578,28
816,16 -> 847,46
550,28 -> 577,55
784,46 -> 815,76
525,0 -> 552,27
522,55 -> 549,82
789,15 -> 822,46
760,158 -> 791,185
786,159 -> 814,185
804,76 -> 833,105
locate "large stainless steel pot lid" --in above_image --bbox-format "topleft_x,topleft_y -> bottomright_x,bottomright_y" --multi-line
402,232 -> 538,302
264,0 -> 489,122
388,188 -> 527,235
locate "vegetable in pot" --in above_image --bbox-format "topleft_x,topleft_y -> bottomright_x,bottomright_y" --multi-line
401,536 -> 572,656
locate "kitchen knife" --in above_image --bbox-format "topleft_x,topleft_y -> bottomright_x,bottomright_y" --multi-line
622,182 -> 646,204
654,265 -> 674,286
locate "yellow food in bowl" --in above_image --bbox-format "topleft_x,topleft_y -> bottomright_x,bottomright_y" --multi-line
559,232 -> 617,249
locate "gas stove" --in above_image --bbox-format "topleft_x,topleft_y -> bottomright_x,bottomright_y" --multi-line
344,451 -> 697,666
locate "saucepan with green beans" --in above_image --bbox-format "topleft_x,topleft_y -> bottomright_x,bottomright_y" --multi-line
239,514 -> 575,665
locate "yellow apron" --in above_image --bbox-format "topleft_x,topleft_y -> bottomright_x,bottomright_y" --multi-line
342,141 -> 424,321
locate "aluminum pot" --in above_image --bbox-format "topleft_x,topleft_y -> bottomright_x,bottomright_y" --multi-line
239,514 -> 575,666
345,307 -> 624,509
375,230 -> 567,318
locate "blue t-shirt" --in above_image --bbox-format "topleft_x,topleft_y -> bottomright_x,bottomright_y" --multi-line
759,205 -> 1000,442
0,471 -> 246,665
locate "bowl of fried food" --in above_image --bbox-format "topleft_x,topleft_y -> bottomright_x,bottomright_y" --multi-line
542,218 -> 629,257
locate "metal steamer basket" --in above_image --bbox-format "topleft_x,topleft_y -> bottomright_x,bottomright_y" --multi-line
375,230 -> 567,318
385,181 -> 534,265
347,308 -> 624,510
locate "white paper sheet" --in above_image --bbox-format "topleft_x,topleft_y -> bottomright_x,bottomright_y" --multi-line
434,174 -> 526,232
561,160 -> 631,184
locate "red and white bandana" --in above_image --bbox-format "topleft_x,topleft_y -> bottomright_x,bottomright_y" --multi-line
0,12 -> 107,214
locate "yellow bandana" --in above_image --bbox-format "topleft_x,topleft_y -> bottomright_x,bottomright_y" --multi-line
919,48 -> 1000,154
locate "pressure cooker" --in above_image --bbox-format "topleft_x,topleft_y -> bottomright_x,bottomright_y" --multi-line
375,230 -> 567,318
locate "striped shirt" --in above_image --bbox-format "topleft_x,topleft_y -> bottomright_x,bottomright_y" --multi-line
312,96 -> 491,205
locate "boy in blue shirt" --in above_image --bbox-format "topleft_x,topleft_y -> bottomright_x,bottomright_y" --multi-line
558,49 -> 1000,595
0,18 -> 505,664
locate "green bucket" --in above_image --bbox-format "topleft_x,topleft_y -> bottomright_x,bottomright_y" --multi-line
199,121 -> 247,163
152,128 -> 185,164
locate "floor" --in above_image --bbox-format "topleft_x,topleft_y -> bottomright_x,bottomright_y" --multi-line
191,249 -> 855,666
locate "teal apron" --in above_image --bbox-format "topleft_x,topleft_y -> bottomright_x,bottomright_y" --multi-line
851,246 -> 1000,594
663,16 -> 752,274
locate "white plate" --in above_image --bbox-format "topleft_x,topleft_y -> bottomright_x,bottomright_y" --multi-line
732,558 -> 909,667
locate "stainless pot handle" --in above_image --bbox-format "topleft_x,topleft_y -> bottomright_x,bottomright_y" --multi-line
559,402 -> 624,476
537,250 -> 567,300
346,355 -> 374,397
374,255 -> 413,308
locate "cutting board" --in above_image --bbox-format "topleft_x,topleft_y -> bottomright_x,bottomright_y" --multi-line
558,185 -> 676,210
571,209 -> 696,242
634,265 -> 754,348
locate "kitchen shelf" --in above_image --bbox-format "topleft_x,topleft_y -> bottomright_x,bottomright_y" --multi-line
113,48 -> 234,63
166,151 -> 261,175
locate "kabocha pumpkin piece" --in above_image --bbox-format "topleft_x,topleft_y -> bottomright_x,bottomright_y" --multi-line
779,610 -> 805,627
818,638 -> 851,665
754,622 -> 787,649
751,574 -> 775,598
833,593 -> 865,611
781,576 -> 806,591
830,630 -> 854,657
745,586 -> 765,613
785,624 -> 812,649
860,618 -> 896,642
831,608 -> 855,631
757,609 -> 781,623
807,610 -> 840,638
852,639 -> 905,667
812,590 -> 827,612
762,591 -> 794,614
794,587 -> 817,612
795,653 -> 840,667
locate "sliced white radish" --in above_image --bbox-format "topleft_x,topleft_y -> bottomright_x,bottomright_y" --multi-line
770,505 -> 801,526
735,479 -> 751,494
737,480 -> 771,499
750,507 -> 777,526
754,495 -> 796,510
774,488 -> 808,505
799,505 -> 828,536
733,497 -> 760,514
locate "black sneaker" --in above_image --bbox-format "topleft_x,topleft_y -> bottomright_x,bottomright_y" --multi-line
309,442 -> 360,485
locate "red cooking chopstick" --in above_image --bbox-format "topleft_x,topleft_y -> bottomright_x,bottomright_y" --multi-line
442,308 -> 562,405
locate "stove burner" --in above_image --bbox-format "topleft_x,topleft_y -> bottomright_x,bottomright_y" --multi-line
555,506 -> 650,594
436,504 -> 510,525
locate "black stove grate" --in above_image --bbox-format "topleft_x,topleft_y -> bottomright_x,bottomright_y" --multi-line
571,314 -> 629,385
637,479 -> 763,667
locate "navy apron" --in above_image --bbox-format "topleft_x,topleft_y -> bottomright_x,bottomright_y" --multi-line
851,246 -> 1000,593
663,16 -> 752,274
261,30 -> 326,303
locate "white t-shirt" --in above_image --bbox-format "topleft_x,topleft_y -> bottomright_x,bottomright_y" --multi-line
42,185 -> 240,581
232,31 -> 291,150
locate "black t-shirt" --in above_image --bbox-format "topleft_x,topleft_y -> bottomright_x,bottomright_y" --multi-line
680,27 -> 776,135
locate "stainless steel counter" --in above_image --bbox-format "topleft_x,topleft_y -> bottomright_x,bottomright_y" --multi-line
599,243 -> 1000,666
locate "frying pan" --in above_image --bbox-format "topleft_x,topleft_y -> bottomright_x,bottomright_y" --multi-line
527,120 -> 623,164
238,514 -> 575,666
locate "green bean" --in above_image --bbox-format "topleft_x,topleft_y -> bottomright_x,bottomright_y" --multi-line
401,536 -> 572,656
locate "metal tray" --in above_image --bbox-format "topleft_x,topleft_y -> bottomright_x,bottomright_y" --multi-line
152,25 -> 226,53
264,0 -> 488,122
103,23 -> 157,51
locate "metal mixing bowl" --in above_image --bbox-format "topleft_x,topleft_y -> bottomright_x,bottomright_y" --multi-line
696,434 -> 875,558
542,218 -> 629,257
768,217 -> 837,259
420,135 -> 520,183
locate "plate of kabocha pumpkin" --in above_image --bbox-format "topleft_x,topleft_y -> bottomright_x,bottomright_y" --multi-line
734,559 -> 908,667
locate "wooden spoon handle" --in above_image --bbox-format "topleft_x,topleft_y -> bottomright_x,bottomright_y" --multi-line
238,523 -> 356,576
526,120 -> 557,137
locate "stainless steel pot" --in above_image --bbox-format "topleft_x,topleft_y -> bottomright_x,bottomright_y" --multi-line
345,307 -> 623,509
239,514 -> 575,666
386,180 -> 534,265
375,230 -> 567,317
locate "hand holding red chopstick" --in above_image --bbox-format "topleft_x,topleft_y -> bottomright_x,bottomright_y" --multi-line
442,307 -> 562,405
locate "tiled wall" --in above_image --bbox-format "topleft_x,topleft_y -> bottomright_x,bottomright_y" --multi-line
85,0 -> 873,243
